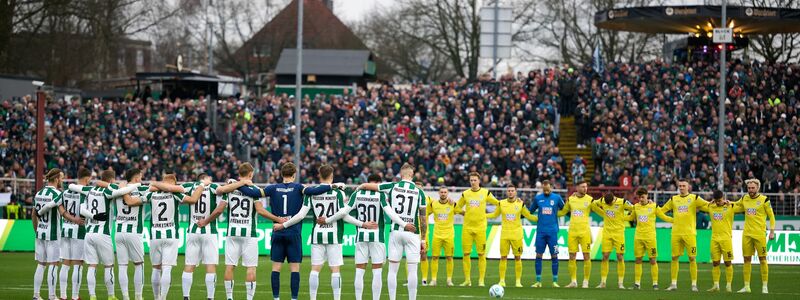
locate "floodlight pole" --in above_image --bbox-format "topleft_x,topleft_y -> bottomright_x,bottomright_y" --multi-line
492,0 -> 498,79
294,0 -> 303,182
207,0 -> 214,74
35,90 -> 45,191
718,0 -> 727,190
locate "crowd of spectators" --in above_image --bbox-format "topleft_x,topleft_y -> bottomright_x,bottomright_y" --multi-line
1,58 -> 799,209
572,59 -> 799,197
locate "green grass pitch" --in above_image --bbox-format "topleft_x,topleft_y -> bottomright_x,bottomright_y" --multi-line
4,252 -> 800,299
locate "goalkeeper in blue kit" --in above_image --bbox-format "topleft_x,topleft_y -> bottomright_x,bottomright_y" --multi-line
528,180 -> 565,287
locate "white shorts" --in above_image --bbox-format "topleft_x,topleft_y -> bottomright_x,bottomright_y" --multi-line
150,239 -> 180,266
185,233 -> 219,266
115,232 -> 144,264
388,231 -> 421,263
35,239 -> 60,263
225,236 -> 258,267
311,244 -> 344,267
60,238 -> 84,261
84,233 -> 114,265
355,242 -> 386,265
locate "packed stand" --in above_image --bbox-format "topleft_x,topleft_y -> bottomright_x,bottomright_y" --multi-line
569,59 -> 799,209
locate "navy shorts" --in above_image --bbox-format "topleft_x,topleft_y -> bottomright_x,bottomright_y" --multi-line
271,234 -> 303,263
535,231 -> 559,255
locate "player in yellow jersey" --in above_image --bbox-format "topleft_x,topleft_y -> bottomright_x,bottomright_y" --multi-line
486,185 -> 538,287
698,190 -> 736,292
626,188 -> 672,290
455,172 -> 499,287
735,178 -> 776,294
557,181 -> 595,288
590,192 -> 633,289
427,186 -> 457,286
660,179 -> 708,291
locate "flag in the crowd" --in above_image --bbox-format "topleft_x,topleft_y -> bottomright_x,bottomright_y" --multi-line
593,44 -> 604,74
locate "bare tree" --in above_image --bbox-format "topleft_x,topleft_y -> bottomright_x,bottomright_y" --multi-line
2,0 -> 180,86
523,0 -> 664,67
353,7 -> 457,82
356,0 -> 541,81
742,0 -> 800,64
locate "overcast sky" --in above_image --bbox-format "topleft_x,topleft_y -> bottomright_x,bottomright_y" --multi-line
333,0 -> 397,24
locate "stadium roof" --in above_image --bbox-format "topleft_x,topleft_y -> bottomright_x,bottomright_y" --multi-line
595,6 -> 800,34
274,49 -> 373,76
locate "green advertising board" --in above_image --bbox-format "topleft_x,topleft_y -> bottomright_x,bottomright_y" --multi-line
2,220 -> 798,265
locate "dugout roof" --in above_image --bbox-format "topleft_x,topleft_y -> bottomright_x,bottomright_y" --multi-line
595,6 -> 800,34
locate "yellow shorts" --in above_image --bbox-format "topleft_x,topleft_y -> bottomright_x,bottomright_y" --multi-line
431,236 -> 455,257
499,239 -> 523,257
710,239 -> 733,262
633,238 -> 657,259
567,231 -> 592,253
462,227 -> 487,255
742,235 -> 767,257
671,235 -> 697,257
601,233 -> 625,254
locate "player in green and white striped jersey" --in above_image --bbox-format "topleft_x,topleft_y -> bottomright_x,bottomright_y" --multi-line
213,163 -> 281,300
71,169 -> 140,300
123,168 -> 203,300
32,168 -> 66,300
181,173 -> 223,300
324,174 -> 408,300
277,165 -> 353,300
55,168 -> 91,300
113,168 -> 182,300
358,163 -> 427,300
113,168 -> 149,300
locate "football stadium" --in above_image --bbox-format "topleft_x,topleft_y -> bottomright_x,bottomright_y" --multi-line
1,1 -> 800,299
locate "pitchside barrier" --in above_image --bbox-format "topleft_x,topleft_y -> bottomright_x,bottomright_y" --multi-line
2,178 -> 798,264
1,219 -> 797,265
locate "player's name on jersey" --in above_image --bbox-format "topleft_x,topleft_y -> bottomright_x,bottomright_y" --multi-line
316,194 -> 338,201
150,193 -> 176,201
230,219 -> 251,225
152,223 -> 175,229
191,215 -> 205,222
317,223 -> 334,229
356,195 -> 380,203
116,216 -> 138,222
393,187 -> 416,194
400,216 -> 415,224
37,223 -> 49,230
276,187 -> 295,193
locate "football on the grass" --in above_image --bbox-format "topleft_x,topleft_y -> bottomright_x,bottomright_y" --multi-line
489,284 -> 504,298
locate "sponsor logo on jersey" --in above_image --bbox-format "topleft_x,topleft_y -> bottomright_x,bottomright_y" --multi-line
505,213 -> 517,221
469,200 -> 481,207
678,205 -> 689,213
572,210 -> 584,217
606,210 -> 616,218
713,213 -> 724,221
542,207 -> 553,215
638,215 -> 649,223
746,208 -> 757,216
